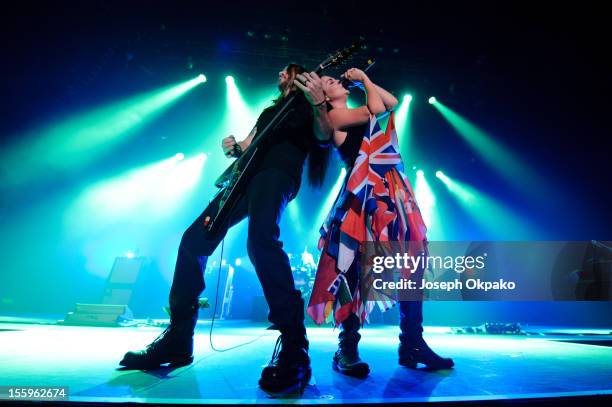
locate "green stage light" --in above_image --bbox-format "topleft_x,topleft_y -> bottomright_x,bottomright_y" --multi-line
1,75 -> 206,188
198,82 -> 277,188
197,74 -> 207,83
436,171 -> 537,239
435,170 -> 444,178
175,153 -> 185,161
428,97 -> 436,104
287,199 -> 303,235
394,93 -> 413,152
430,99 -> 551,198
310,168 -> 347,241
67,153 -> 208,229
435,171 -> 473,203
414,169 -> 447,239
225,74 -> 258,141
414,170 -> 436,234
154,154 -> 207,213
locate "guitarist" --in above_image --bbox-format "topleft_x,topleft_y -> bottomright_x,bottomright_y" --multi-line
120,63 -> 333,393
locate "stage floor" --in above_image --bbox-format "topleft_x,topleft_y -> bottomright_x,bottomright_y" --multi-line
1,319 -> 611,404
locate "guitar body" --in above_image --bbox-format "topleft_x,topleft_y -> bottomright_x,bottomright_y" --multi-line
204,41 -> 361,233
207,145 -> 262,234
214,160 -> 237,188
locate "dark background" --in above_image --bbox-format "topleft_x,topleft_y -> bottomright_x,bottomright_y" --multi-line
0,1 -> 610,325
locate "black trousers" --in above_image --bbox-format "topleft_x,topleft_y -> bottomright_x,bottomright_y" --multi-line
169,168 -> 305,333
341,301 -> 423,341
344,262 -> 424,342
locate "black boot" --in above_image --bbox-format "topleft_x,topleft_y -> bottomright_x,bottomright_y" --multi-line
332,314 -> 370,378
259,328 -> 311,393
398,300 -> 453,370
119,300 -> 198,369
398,334 -> 454,370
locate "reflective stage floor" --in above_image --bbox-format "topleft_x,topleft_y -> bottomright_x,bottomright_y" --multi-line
1,318 -> 611,405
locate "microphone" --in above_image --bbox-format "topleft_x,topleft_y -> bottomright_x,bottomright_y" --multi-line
341,58 -> 375,89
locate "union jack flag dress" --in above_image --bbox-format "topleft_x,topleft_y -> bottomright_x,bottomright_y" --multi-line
307,112 -> 428,325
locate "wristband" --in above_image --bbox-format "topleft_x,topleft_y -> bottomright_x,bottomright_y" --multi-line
312,99 -> 326,108
233,143 -> 243,158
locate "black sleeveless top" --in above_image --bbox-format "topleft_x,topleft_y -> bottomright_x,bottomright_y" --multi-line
328,103 -> 367,168
337,123 -> 367,167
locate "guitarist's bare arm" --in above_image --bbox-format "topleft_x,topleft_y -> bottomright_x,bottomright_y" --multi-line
238,125 -> 257,151
221,126 -> 257,158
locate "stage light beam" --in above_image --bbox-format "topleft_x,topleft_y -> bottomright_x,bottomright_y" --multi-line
67,153 -> 208,231
1,75 -> 206,188
310,168 -> 347,241
225,75 -> 257,139
415,170 -> 444,239
436,171 -> 538,239
394,94 -> 413,153
430,99 -> 552,197
287,199 -> 304,235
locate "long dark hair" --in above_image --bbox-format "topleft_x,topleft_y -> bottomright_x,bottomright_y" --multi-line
272,63 -> 306,105
273,63 -> 331,187
307,140 -> 331,188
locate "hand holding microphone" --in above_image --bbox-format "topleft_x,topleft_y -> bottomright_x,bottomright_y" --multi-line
340,60 -> 375,89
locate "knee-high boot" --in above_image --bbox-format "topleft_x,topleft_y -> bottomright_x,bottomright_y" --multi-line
332,313 -> 370,377
398,300 -> 454,370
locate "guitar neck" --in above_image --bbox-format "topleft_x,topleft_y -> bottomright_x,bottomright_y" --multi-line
231,42 -> 360,169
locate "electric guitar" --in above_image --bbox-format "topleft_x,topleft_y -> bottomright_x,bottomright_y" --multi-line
204,40 -> 362,234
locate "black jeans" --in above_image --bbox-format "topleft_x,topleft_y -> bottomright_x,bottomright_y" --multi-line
169,168 -> 305,332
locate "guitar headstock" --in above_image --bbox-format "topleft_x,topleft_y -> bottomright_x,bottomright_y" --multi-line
316,39 -> 364,74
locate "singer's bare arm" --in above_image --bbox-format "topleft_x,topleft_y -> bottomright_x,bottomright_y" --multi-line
326,68 -> 387,134
371,83 -> 398,111
328,106 -> 370,132
344,68 -> 386,116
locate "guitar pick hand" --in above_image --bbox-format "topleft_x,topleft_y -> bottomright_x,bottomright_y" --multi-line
221,135 -> 239,157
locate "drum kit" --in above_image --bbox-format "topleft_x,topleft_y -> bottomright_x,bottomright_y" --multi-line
288,247 -> 319,298
203,246 -> 320,319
